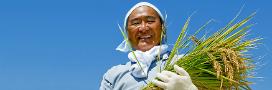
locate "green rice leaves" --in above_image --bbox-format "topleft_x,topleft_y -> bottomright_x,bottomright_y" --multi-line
144,12 -> 259,90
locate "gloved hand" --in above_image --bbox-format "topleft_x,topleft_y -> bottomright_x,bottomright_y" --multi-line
152,65 -> 198,90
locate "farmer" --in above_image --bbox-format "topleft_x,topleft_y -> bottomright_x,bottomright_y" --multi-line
100,2 -> 197,90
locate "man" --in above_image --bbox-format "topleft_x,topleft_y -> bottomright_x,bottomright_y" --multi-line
100,2 -> 197,90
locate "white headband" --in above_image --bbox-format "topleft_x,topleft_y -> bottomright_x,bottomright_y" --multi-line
116,2 -> 165,52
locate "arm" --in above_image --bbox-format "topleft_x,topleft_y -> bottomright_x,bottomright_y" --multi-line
99,72 -> 113,90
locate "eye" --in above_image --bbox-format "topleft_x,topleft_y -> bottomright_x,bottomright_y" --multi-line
147,20 -> 155,24
132,22 -> 140,25
131,19 -> 141,26
146,16 -> 156,24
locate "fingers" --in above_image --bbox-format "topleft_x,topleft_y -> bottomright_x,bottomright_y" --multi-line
152,79 -> 166,89
189,84 -> 198,90
153,71 -> 176,89
161,70 -> 176,77
157,73 -> 169,82
174,65 -> 190,77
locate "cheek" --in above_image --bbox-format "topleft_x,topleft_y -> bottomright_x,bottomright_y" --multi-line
127,30 -> 138,42
153,26 -> 162,36
155,31 -> 162,41
153,27 -> 162,42
127,26 -> 138,35
127,32 -> 133,41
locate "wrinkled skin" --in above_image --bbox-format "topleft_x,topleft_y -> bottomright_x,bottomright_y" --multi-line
127,6 -> 162,52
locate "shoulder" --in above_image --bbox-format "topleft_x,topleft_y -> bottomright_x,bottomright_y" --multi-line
105,62 -> 131,75
102,62 -> 131,84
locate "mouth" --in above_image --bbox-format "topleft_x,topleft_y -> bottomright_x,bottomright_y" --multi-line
138,35 -> 152,42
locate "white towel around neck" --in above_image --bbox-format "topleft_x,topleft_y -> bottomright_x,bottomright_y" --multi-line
128,45 -> 168,78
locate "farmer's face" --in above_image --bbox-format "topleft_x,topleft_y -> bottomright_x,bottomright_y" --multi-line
127,6 -> 162,52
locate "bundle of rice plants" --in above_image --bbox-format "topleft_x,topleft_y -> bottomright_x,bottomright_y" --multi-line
142,12 -> 260,90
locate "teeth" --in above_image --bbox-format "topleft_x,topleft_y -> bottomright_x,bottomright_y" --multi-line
140,35 -> 151,39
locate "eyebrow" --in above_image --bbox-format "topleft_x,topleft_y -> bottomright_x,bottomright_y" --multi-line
146,16 -> 156,20
130,15 -> 156,21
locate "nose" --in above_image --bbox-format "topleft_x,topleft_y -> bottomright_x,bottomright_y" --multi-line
138,22 -> 149,32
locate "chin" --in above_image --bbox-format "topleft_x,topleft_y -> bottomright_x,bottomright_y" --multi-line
137,45 -> 154,52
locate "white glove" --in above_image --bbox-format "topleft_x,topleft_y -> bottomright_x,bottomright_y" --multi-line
152,65 -> 198,90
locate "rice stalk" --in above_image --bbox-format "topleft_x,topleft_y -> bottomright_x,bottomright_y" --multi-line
143,12 -> 259,90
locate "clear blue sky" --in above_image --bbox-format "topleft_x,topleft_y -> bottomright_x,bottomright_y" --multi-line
0,0 -> 271,90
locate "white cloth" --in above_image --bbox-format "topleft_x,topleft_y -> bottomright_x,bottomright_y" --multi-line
116,2 -> 165,52
128,45 -> 168,78
153,65 -> 198,90
116,39 -> 130,52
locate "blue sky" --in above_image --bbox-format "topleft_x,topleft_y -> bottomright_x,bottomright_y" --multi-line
0,0 -> 271,90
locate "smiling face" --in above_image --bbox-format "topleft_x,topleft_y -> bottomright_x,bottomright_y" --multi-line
127,6 -> 163,52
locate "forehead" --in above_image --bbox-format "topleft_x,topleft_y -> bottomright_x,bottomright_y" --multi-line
128,6 -> 160,20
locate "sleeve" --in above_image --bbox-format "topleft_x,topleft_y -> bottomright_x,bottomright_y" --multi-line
99,63 -> 130,90
99,71 -> 113,90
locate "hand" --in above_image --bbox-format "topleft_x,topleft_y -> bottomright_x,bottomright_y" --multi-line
152,65 -> 198,90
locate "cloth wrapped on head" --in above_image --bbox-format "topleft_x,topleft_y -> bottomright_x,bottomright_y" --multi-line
116,2 -> 167,52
